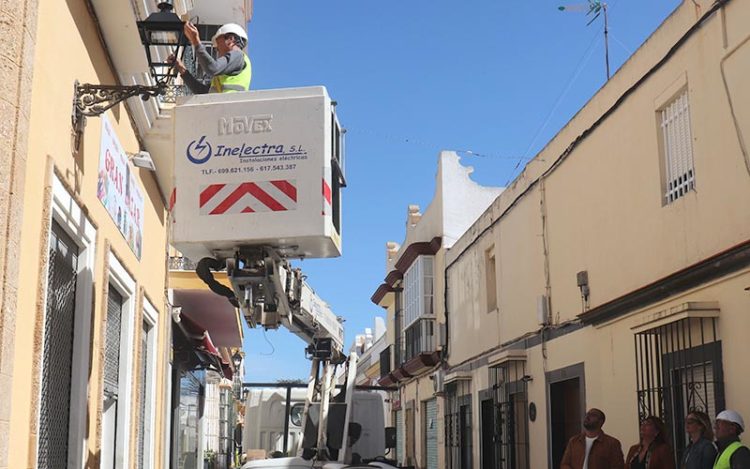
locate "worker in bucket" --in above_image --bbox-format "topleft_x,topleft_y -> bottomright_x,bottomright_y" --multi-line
170,22 -> 252,94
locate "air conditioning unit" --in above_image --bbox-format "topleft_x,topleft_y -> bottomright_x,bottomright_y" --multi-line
431,369 -> 445,396
537,295 -> 550,326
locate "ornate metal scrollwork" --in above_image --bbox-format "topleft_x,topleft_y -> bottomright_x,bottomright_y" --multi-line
74,81 -> 165,118
71,80 -> 166,150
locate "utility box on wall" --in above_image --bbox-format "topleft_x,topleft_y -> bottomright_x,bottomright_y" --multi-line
172,87 -> 344,261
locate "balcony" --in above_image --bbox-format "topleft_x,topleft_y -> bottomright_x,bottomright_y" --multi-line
169,255 -> 197,271
378,319 -> 441,387
378,345 -> 395,386
404,318 -> 436,362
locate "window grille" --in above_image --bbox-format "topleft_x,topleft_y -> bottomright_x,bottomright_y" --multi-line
445,380 -> 473,469
37,222 -> 79,469
487,361 -> 530,469
404,318 -> 436,362
137,322 -> 152,469
394,291 -> 403,367
634,317 -> 724,463
379,345 -> 392,377
104,286 -> 123,398
660,90 -> 696,204
403,256 -> 434,328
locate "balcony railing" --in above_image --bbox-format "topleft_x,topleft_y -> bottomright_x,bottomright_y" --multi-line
379,345 -> 392,378
168,256 -> 197,271
404,318 -> 436,363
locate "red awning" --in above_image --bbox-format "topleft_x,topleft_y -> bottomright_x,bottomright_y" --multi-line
173,289 -> 242,348
177,313 -> 233,381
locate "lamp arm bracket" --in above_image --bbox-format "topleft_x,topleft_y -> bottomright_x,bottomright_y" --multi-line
74,81 -> 166,118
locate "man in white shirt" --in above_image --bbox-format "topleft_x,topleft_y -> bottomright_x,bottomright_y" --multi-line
561,408 -> 625,469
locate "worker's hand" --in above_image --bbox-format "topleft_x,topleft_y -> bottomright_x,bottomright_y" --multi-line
184,22 -> 200,46
168,54 -> 187,75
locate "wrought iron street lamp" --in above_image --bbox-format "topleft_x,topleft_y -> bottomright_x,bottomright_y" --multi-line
136,1 -> 188,86
232,351 -> 243,371
73,0 -> 186,130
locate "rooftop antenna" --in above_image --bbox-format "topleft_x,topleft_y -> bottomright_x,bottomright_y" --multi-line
559,1 -> 610,80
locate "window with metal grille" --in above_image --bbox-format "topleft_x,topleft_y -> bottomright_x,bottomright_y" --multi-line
394,291 -> 403,367
37,221 -> 79,469
104,286 -> 123,397
403,256 -> 434,328
444,379 -> 473,469
404,318 -> 436,362
634,317 -> 724,463
660,89 -> 696,204
380,345 -> 392,377
485,361 -> 529,469
137,321 -> 152,469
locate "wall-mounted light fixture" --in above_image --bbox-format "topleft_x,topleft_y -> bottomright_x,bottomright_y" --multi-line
72,1 -> 187,139
128,151 -> 156,171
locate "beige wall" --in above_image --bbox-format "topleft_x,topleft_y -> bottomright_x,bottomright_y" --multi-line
446,0 -> 750,371
8,0 -> 169,467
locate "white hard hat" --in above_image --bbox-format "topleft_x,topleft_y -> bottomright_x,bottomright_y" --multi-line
717,410 -> 745,431
212,23 -> 248,47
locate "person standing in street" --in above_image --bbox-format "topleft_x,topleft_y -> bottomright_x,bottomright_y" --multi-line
625,416 -> 675,469
171,21 -> 252,94
713,410 -> 750,469
561,408 -> 625,469
682,411 -> 717,469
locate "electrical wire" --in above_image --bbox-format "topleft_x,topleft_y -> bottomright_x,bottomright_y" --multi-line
259,328 -> 276,356
610,32 -> 634,56
505,29 -> 604,185
345,128 -> 534,162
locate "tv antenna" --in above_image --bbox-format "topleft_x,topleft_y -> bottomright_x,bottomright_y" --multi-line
559,1 -> 610,80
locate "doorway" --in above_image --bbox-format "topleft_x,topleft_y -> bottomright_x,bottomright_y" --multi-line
480,397 -> 496,469
547,363 -> 586,469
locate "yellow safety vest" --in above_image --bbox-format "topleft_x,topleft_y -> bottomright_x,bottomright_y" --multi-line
210,54 -> 252,93
714,441 -> 745,469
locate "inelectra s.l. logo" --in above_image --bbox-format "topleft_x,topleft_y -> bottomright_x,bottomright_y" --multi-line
186,136 -> 213,164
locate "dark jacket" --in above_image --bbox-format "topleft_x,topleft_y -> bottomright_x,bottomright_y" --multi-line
681,437 -> 717,469
716,437 -> 750,469
561,432 -> 625,469
625,441 -> 675,469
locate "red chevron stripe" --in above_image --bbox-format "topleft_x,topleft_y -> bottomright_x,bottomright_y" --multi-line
322,179 -> 332,205
210,184 -> 248,215
200,184 -> 225,207
246,182 -> 286,211
209,182 -> 287,215
271,180 -> 297,201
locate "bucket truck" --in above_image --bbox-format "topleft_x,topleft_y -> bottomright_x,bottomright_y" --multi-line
172,88 -> 401,468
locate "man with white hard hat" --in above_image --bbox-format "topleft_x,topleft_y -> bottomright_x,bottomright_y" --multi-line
714,410 -> 750,469
171,22 -> 252,94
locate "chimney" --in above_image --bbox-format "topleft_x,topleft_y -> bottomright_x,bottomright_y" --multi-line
407,205 -> 422,227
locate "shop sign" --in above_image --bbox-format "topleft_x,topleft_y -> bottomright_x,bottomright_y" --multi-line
97,115 -> 144,259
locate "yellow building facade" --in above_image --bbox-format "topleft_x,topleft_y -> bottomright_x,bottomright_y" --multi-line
0,1 -> 251,468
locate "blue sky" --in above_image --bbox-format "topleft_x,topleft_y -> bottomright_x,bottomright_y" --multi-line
240,0 -> 683,382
